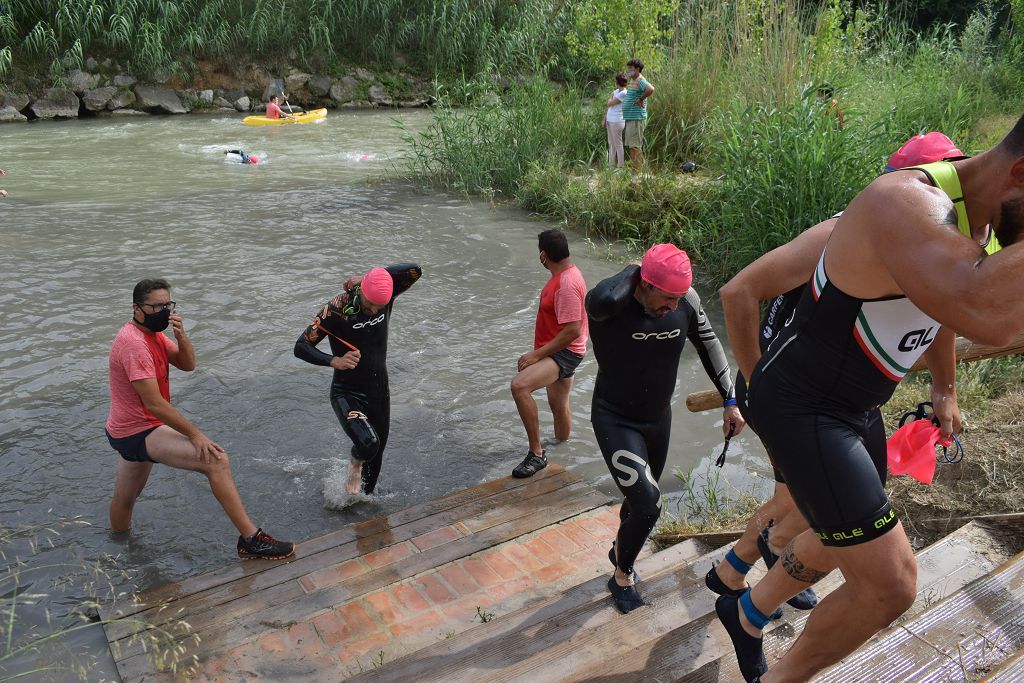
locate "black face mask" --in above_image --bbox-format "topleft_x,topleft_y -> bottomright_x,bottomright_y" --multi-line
138,307 -> 171,332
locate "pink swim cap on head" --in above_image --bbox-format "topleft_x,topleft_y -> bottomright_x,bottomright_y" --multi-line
360,267 -> 393,305
885,132 -> 963,172
640,243 -> 693,295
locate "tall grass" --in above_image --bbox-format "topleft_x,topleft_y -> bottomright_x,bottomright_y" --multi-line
407,0 -> 1024,286
0,0 -> 568,83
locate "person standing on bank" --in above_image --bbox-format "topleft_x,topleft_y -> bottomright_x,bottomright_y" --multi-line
621,58 -> 654,170
602,74 -> 629,168
105,279 -> 295,560
587,244 -> 743,612
294,264 -> 422,495
510,229 -> 589,478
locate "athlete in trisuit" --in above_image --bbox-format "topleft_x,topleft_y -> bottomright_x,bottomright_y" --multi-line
294,264 -> 422,495
717,115 -> 1024,683
706,133 -> 966,618
586,243 -> 744,613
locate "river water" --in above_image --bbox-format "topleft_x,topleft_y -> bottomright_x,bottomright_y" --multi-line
0,111 -> 769,679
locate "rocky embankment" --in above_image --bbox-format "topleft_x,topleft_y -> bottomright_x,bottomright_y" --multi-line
0,59 -> 433,123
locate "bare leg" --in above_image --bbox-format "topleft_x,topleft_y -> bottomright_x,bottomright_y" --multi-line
715,485 -> 782,590
346,458 -> 363,495
767,486 -> 806,551
628,147 -> 644,170
109,459 -> 154,532
510,358 -> 560,454
545,375 -> 574,442
762,523 -> 917,682
144,426 -> 258,537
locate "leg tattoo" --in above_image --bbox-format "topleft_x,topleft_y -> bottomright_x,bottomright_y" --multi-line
781,540 -> 830,584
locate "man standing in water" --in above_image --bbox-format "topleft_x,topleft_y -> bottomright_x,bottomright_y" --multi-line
294,264 -> 422,495
510,229 -> 589,478
717,116 -> 1024,682
105,279 -> 294,560
621,58 -> 654,170
586,244 -> 743,612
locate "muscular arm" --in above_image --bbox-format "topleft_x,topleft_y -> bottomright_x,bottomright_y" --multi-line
387,263 -> 422,298
684,288 -> 735,401
922,326 -> 961,438
585,266 -> 640,322
852,174 -> 1024,345
719,219 -> 835,379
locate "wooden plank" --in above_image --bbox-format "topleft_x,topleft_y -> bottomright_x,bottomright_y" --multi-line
651,530 -> 743,548
103,464 -> 573,621
103,469 -> 579,641
109,478 -> 596,658
347,538 -> 708,683
813,550 -> 1024,682
980,649 -> 1024,682
686,331 -> 1024,412
113,487 -> 611,681
675,522 -> 1013,682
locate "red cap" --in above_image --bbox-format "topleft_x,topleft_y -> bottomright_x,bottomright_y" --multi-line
885,132 -> 963,172
360,267 -> 393,305
640,244 -> 693,295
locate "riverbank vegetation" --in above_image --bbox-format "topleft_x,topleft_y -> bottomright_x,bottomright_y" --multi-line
406,0 -> 1024,284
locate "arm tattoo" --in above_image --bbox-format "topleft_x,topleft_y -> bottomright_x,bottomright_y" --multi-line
781,540 -> 830,584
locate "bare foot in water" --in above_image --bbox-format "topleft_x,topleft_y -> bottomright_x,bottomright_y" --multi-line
346,459 -> 363,495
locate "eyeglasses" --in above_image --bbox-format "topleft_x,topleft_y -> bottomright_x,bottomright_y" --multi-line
137,301 -> 176,313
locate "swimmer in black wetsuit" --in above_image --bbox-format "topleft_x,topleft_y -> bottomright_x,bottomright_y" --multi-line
586,244 -> 743,613
294,263 -> 422,495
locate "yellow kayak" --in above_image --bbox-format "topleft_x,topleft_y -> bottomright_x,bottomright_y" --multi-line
242,108 -> 327,126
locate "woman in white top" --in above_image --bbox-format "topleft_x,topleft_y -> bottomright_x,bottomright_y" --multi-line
602,74 -> 628,167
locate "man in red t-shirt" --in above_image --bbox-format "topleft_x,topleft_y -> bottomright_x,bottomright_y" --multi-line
264,94 -> 294,120
105,278 -> 293,560
510,229 -> 589,477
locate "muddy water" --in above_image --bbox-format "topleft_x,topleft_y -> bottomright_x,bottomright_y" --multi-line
0,111 -> 769,677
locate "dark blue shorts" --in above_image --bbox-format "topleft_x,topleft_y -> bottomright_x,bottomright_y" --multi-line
106,426 -> 159,463
552,349 -> 584,379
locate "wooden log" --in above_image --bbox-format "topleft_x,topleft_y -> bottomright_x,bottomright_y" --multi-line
686,330 -> 1024,412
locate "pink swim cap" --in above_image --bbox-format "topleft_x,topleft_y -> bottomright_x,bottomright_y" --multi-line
360,267 -> 393,305
885,132 -> 963,172
640,244 -> 693,295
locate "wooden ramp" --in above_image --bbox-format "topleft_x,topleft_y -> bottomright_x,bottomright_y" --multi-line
365,519 -> 1024,683
101,464 -> 616,681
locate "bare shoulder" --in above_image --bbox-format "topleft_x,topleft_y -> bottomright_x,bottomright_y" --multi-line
841,171 -> 955,239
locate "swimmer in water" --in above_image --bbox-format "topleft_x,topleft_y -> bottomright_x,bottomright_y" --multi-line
224,149 -> 260,165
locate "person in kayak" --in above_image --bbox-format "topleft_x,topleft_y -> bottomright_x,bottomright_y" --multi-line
265,94 -> 296,121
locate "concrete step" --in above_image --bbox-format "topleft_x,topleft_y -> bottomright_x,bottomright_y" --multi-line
813,547 -> 1024,682
980,649 -> 1024,682
673,521 -> 1015,682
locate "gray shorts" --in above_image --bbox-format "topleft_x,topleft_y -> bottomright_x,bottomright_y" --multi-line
552,349 -> 584,379
624,119 -> 646,148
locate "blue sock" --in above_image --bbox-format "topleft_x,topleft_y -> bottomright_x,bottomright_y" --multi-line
725,548 -> 754,575
739,590 -> 777,630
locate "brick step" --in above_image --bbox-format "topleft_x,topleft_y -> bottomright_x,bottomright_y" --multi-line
350,536 -> 751,682
104,465 -> 617,681
677,521 -> 1016,682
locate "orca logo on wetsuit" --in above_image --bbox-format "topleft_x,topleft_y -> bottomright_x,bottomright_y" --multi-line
898,326 -> 936,353
352,313 -> 386,329
631,329 -> 681,341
